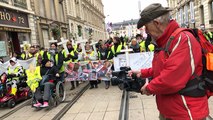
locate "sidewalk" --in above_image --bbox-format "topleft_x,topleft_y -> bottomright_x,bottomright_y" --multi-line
129,92 -> 213,120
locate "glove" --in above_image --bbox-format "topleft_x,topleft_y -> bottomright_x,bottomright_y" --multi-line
56,73 -> 60,77
8,74 -> 16,78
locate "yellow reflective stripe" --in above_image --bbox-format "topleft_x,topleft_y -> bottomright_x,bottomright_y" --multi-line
47,53 -> 51,60
55,53 -> 65,72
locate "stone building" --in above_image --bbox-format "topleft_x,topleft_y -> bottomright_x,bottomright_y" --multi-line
33,0 -> 68,49
111,19 -> 145,38
167,0 -> 213,31
0,0 -> 36,56
65,0 -> 106,41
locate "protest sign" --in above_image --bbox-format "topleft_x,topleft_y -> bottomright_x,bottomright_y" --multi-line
65,61 -> 112,81
113,52 -> 154,71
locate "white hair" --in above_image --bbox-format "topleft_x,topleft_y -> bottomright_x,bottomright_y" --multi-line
154,12 -> 171,25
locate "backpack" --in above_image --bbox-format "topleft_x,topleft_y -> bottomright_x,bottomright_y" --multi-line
164,28 -> 213,96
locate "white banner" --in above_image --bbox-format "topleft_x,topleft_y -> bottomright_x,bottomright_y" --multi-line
0,57 -> 36,75
113,52 -> 154,71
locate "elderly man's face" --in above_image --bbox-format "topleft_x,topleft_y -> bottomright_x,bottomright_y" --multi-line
145,21 -> 161,40
131,40 -> 137,46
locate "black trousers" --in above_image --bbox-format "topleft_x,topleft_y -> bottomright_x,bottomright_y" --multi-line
89,80 -> 97,87
70,81 -> 79,87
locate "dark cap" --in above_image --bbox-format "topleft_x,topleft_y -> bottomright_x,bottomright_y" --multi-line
137,3 -> 172,29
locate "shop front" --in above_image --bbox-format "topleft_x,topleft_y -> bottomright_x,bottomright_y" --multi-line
0,7 -> 31,57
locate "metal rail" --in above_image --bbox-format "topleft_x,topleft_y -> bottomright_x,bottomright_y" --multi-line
119,90 -> 129,120
52,83 -> 90,120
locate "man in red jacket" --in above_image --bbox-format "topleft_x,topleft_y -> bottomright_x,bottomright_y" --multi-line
130,3 -> 210,120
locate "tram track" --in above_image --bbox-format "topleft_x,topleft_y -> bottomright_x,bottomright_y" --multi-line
119,90 -> 129,120
52,83 -> 90,120
0,82 -> 90,120
0,99 -> 31,120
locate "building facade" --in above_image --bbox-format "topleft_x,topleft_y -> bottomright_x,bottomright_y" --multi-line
0,0 -> 36,57
111,19 -> 145,38
65,0 -> 106,41
33,0 -> 68,49
167,0 -> 213,31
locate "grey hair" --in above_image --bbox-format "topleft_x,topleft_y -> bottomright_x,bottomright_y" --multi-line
154,12 -> 171,25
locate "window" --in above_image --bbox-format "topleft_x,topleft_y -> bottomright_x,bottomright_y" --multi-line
42,29 -> 49,49
13,0 -> 27,9
200,5 -> 204,24
179,8 -> 183,24
50,0 -> 56,20
184,5 -> 189,24
211,1 -> 213,19
59,2 -> 65,22
39,0 -> 45,17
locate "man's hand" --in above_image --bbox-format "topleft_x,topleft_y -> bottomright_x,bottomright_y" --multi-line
56,73 -> 60,77
141,78 -> 151,95
128,70 -> 140,77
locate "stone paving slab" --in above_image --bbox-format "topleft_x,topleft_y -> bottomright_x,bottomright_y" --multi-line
61,83 -> 122,120
128,92 -> 213,120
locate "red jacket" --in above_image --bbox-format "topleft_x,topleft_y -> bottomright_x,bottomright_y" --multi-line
141,20 -> 209,120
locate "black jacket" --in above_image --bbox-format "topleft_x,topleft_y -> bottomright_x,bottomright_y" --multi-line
98,48 -> 109,60
40,66 -> 58,81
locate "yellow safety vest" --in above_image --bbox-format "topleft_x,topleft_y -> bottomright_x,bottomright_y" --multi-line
7,66 -> 23,81
84,51 -> 95,61
64,50 -> 78,63
26,66 -> 42,92
139,41 -> 146,52
204,32 -> 213,41
107,45 -> 122,59
148,44 -> 155,52
73,45 -> 78,52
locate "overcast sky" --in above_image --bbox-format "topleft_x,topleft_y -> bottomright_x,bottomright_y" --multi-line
102,0 -> 168,23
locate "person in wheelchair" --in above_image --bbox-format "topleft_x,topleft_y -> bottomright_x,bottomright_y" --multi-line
6,57 -> 24,96
33,59 -> 60,108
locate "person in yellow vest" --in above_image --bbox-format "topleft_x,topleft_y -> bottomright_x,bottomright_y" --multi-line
6,57 -> 24,96
107,37 -> 124,60
82,44 -> 98,89
63,41 -> 79,90
136,34 -> 146,52
21,46 -> 38,60
43,43 -> 65,82
82,44 -> 97,61
63,41 -> 78,63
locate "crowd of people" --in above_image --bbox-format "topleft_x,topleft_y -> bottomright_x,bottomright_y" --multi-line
0,31 -> 155,108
